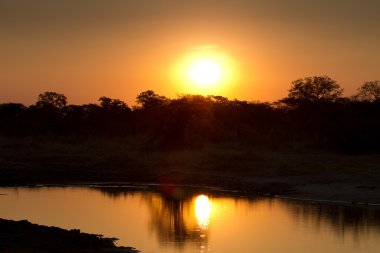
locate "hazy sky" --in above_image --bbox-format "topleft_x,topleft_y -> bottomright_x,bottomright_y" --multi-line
1,0 -> 379,105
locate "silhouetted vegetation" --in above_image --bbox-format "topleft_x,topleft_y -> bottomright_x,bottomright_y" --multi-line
1,76 -> 379,153
354,80 -> 380,102
0,218 -> 138,253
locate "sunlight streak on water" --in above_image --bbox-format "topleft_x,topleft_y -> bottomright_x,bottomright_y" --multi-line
195,195 -> 211,231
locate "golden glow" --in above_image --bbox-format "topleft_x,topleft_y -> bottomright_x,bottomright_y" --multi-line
171,45 -> 240,95
195,195 -> 211,230
188,59 -> 222,86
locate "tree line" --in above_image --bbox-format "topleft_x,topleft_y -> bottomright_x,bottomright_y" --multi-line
1,76 -> 380,153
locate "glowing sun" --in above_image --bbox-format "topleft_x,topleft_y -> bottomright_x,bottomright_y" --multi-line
172,46 -> 240,95
188,59 -> 222,86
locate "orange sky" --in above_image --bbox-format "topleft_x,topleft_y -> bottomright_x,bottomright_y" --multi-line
1,0 -> 379,105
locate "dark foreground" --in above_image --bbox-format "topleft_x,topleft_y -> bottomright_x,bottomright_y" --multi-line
1,138 -> 380,204
0,218 -> 138,253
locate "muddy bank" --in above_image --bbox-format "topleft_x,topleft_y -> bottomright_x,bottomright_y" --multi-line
0,218 -> 138,253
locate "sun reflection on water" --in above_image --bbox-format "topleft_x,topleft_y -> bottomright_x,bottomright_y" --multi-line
195,195 -> 211,231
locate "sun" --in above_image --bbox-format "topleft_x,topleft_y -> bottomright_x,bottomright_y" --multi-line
188,59 -> 222,86
171,45 -> 240,95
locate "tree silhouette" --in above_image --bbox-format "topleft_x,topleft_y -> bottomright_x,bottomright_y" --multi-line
136,90 -> 168,109
354,81 -> 380,102
36,91 -> 67,109
99,96 -> 130,112
282,76 -> 343,106
2,78 -> 380,153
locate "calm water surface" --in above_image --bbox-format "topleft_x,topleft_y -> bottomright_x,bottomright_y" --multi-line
0,186 -> 380,253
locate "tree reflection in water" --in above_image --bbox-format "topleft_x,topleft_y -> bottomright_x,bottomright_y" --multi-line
98,185 -> 211,251
144,186 -> 210,251
282,199 -> 380,242
97,186 -> 380,249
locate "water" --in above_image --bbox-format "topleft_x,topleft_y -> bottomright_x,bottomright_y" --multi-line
0,185 -> 379,253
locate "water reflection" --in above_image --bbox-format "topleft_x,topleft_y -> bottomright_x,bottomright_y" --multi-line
98,185 -> 212,251
1,186 -> 380,253
282,199 -> 380,241
195,195 -> 211,231
146,193 -> 210,252
147,193 -> 191,244
96,186 -> 380,246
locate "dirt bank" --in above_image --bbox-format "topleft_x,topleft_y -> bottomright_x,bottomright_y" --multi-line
0,218 -> 138,253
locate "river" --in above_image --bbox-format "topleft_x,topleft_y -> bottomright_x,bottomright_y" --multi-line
0,185 -> 379,253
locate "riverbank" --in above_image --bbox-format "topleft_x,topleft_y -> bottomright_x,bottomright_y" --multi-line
1,138 -> 380,204
0,218 -> 138,253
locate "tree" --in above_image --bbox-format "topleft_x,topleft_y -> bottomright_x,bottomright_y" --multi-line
354,80 -> 380,102
36,91 -> 67,109
0,103 -> 27,134
0,103 -> 26,112
98,96 -> 130,112
135,90 -> 168,109
282,76 -> 343,105
207,95 -> 229,104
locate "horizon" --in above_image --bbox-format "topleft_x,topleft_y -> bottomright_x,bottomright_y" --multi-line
1,0 -> 379,105
0,77 -> 375,107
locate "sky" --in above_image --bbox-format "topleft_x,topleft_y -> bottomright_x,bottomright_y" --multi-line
1,0 -> 379,105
